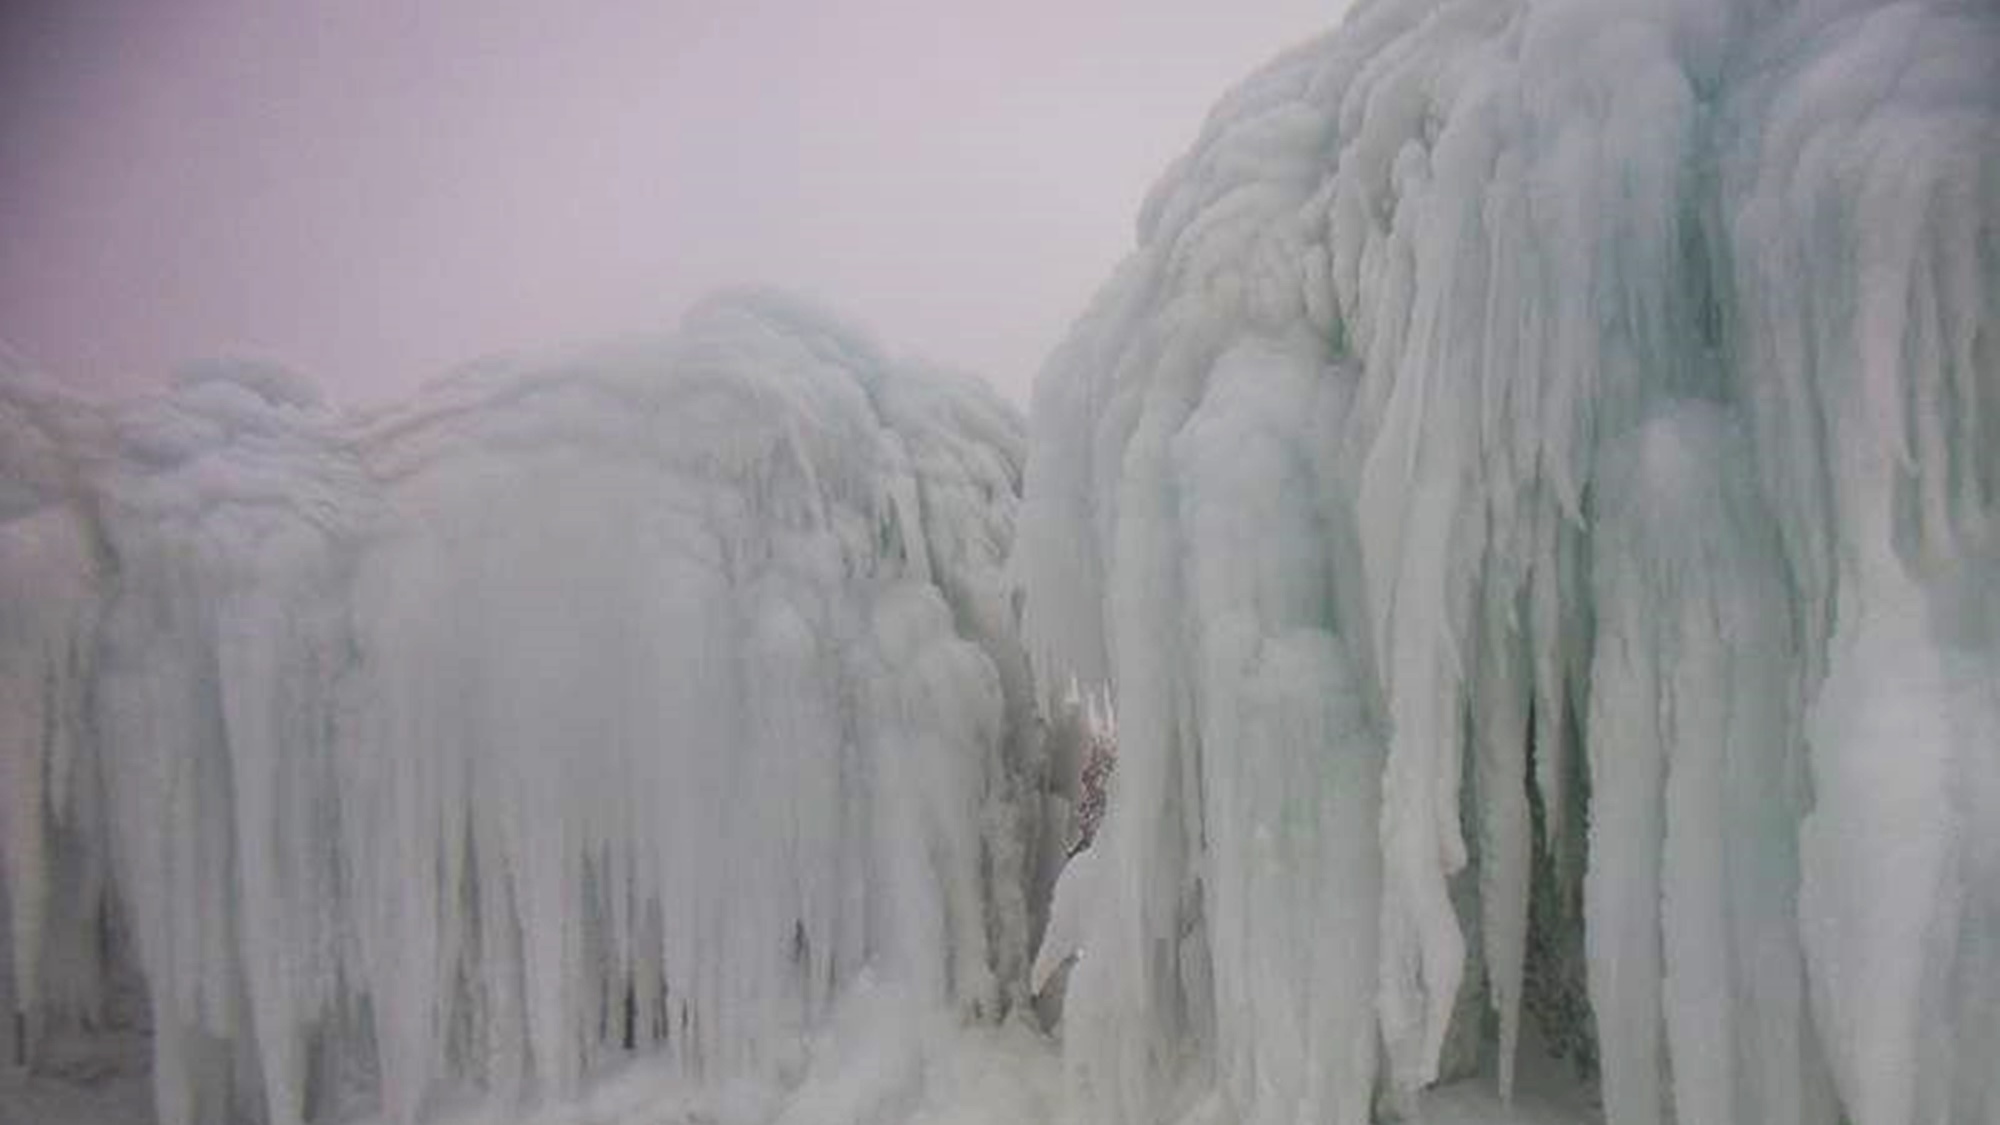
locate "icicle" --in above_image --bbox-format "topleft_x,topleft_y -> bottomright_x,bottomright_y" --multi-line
1473,575 -> 1531,1103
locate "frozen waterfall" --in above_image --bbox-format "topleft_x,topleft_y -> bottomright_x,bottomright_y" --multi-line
1012,0 -> 1999,1123
0,293 -> 1042,1125
3,0 -> 1998,1123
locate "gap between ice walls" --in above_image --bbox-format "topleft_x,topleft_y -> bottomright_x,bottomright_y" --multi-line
0,291 -> 1055,1125
1011,0 -> 1997,1124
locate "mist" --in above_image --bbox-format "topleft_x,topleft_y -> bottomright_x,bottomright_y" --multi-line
0,0 -> 1339,406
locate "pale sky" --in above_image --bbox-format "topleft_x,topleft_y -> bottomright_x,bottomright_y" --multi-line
1,0 -> 1341,406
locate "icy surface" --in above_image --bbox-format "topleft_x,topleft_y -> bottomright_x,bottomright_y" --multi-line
0,293 -> 1039,1125
1012,0 -> 1999,1124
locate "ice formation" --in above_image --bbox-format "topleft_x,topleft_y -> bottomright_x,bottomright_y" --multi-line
5,1 -> 1999,1124
1012,0 -> 1999,1123
0,293 -> 1041,1125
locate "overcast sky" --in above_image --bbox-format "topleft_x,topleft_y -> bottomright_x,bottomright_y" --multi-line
1,0 -> 1340,407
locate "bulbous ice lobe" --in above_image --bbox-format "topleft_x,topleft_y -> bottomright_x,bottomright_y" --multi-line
1012,1 -> 2000,1123
0,293 -> 1038,1125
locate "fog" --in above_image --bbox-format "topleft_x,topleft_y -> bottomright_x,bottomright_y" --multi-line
0,0 -> 1341,406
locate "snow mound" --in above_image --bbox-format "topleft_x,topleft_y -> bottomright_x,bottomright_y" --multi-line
0,294 -> 1039,1125
1013,1 -> 2000,1124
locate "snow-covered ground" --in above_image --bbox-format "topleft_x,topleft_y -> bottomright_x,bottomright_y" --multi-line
3,1020 -> 1599,1125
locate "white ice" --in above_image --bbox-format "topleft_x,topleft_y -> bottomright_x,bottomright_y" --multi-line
0,293 -> 1041,1125
4,0 -> 1997,1123
1012,0 -> 1999,1123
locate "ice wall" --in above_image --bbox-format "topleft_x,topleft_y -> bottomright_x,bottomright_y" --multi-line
0,293 -> 1038,1125
1013,1 -> 1999,1123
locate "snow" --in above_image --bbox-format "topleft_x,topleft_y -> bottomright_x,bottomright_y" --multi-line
0,1021 -> 1591,1125
1030,838 -> 1099,998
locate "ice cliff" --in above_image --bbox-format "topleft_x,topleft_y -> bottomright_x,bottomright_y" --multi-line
1012,0 -> 1999,1123
0,293 -> 1041,1125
